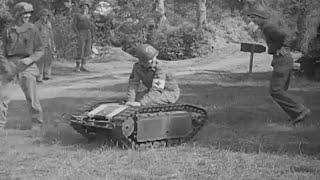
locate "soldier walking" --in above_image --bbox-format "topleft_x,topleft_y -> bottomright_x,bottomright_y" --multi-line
125,44 -> 180,107
247,9 -> 311,124
0,2 -> 44,129
72,0 -> 95,72
35,9 -> 56,82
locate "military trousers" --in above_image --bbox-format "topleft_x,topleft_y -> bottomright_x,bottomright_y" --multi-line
76,29 -> 92,65
136,89 -> 180,106
0,65 -> 43,127
269,66 -> 307,119
37,46 -> 54,80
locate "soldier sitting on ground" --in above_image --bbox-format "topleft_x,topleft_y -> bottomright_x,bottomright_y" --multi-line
125,44 -> 180,107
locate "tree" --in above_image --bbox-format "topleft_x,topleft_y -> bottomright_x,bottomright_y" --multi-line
298,0 -> 320,53
197,0 -> 207,29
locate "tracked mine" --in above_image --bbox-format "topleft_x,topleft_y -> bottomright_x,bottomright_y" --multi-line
69,101 -> 207,149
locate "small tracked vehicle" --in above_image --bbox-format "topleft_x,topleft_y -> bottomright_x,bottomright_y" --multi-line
69,101 -> 207,148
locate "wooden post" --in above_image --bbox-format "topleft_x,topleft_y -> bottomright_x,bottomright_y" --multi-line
240,43 -> 266,74
249,46 -> 255,73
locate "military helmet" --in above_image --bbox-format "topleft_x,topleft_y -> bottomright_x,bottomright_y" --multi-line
246,9 -> 270,19
134,44 -> 159,62
39,9 -> 50,17
13,2 -> 34,17
79,0 -> 92,8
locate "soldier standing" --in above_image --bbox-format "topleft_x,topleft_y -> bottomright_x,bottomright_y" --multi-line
35,9 -> 56,82
0,2 -> 44,129
247,9 -> 311,124
72,0 -> 95,72
126,44 -> 180,107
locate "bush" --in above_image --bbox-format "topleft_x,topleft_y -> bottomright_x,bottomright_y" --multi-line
52,14 -> 77,60
151,25 -> 214,60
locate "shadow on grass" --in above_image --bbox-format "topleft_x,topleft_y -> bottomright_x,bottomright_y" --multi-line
6,70 -> 320,156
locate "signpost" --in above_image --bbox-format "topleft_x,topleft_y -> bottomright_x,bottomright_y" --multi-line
240,43 -> 266,73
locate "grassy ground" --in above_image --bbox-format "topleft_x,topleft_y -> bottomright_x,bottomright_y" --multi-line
1,132 -> 319,180
1,48 -> 320,179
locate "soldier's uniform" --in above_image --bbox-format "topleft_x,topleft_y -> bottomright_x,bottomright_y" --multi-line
248,10 -> 311,122
35,9 -> 55,81
73,0 -> 94,72
127,44 -> 180,106
0,2 -> 44,128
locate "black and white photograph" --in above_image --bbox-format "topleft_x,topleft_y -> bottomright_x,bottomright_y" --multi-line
0,0 -> 320,179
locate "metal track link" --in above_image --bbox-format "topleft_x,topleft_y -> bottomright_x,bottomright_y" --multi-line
113,104 -> 207,149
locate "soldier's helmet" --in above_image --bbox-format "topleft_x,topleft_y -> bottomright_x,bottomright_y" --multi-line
79,0 -> 92,8
39,9 -> 50,17
246,9 -> 270,19
13,2 -> 34,17
134,44 -> 159,62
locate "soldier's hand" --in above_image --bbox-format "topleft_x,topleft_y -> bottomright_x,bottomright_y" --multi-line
125,101 -> 141,107
0,58 -> 16,76
20,57 -> 34,66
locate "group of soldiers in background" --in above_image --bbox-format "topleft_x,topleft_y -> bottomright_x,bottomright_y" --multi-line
0,1 -> 180,130
0,1 -> 311,130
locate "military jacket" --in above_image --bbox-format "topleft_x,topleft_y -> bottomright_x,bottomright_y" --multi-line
73,13 -> 94,31
35,20 -> 55,49
261,21 -> 293,70
2,22 -> 43,59
2,22 -> 44,75
127,61 -> 179,102
261,22 -> 286,55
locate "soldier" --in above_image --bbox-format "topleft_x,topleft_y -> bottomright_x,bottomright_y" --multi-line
247,9 -> 311,124
35,9 -> 56,82
125,44 -> 180,107
0,2 -> 44,129
72,0 -> 95,72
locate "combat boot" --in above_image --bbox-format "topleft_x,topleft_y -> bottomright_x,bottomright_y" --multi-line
32,117 -> 43,124
80,65 -> 90,72
291,108 -> 311,125
80,59 -> 90,72
36,76 -> 43,83
74,62 -> 81,72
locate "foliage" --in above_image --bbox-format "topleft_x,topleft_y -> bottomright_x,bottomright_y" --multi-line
151,25 -> 214,60
0,0 -> 12,35
51,14 -> 77,59
1,0 -> 320,60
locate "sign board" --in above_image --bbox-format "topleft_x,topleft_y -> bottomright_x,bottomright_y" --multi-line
240,43 -> 266,73
240,43 -> 266,53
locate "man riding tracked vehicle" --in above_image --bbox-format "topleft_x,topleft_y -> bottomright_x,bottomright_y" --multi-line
125,44 -> 180,107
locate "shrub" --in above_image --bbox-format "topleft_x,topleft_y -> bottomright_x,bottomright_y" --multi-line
52,14 -> 77,60
151,24 -> 214,60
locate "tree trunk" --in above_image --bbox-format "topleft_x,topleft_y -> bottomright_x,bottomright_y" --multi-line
296,0 -> 308,52
197,0 -> 207,29
299,0 -> 320,53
